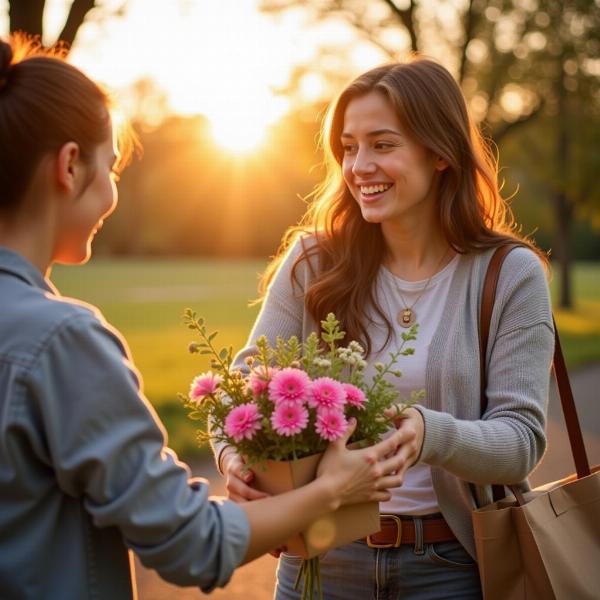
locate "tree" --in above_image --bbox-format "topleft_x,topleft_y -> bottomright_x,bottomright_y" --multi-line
261,0 -> 600,307
7,0 -> 124,51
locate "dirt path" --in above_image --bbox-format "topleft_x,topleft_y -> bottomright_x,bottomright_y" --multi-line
135,362 -> 600,599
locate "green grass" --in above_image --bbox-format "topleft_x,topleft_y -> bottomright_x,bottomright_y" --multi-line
52,259 -> 600,458
551,262 -> 600,369
53,258 -> 264,458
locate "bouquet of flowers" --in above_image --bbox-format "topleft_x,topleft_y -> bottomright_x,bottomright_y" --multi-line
181,310 -> 420,600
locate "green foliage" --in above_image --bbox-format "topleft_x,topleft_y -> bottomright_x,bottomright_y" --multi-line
182,312 -> 418,464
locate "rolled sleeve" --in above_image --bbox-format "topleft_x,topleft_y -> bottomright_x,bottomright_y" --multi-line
26,313 -> 250,591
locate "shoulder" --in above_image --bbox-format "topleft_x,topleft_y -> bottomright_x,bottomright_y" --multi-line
467,245 -> 547,289
475,245 -> 553,330
10,286 -> 129,369
269,233 -> 320,292
491,245 -> 548,296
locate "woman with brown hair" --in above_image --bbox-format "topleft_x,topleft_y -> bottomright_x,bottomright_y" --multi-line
217,58 -> 555,598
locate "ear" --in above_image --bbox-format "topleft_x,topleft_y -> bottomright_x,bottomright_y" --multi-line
56,142 -> 81,193
435,156 -> 449,172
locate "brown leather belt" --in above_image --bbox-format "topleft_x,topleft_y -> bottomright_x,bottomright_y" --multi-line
363,514 -> 457,548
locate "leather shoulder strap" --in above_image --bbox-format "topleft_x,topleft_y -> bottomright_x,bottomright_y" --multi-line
479,243 -> 521,407
479,244 -> 591,481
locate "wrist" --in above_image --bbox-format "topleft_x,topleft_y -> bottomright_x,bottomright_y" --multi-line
313,472 -> 342,512
219,446 -> 236,473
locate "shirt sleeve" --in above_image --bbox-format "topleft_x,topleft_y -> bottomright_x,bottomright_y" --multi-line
416,249 -> 555,484
26,313 -> 250,592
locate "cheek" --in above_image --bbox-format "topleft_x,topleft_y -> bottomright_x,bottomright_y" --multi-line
341,159 -> 355,187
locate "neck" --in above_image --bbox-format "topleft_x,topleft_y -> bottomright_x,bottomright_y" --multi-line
381,219 -> 451,281
0,211 -> 55,277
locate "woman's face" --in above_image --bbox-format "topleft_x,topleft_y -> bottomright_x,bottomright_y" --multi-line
53,128 -> 119,265
341,91 -> 444,228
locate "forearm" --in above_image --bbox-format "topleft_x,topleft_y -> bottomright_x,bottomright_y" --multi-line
240,476 -> 337,563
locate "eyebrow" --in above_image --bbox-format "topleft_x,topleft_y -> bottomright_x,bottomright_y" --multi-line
341,128 -> 404,138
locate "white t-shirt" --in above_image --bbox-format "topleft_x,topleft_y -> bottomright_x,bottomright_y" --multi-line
376,254 -> 459,515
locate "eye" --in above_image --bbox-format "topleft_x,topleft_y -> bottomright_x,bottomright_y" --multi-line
342,143 -> 357,154
374,141 -> 395,150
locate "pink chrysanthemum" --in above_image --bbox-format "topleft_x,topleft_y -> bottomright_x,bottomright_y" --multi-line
342,383 -> 367,410
224,403 -> 263,443
270,403 -> 309,437
248,366 -> 278,397
268,368 -> 311,405
308,377 -> 346,411
189,371 -> 223,401
315,409 -> 348,442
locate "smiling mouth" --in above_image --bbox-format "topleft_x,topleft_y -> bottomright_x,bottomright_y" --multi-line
359,183 -> 393,198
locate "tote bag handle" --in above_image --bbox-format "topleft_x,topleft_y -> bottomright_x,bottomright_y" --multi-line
479,244 -> 591,486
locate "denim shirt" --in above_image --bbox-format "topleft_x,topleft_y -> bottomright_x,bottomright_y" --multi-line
0,248 -> 250,599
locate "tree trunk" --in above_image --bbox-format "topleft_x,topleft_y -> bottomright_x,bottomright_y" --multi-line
58,0 -> 97,48
555,70 -> 573,309
9,0 -> 45,37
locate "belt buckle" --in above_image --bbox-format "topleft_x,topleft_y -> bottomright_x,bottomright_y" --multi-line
366,514 -> 402,549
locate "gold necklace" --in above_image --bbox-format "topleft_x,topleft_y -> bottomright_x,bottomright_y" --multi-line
390,248 -> 450,328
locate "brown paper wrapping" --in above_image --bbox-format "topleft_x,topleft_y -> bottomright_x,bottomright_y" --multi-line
251,452 -> 380,558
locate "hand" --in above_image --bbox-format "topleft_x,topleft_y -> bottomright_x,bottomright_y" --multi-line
383,406 -> 425,482
221,448 -> 270,503
316,418 -> 414,507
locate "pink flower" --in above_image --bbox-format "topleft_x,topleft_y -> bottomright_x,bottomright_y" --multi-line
308,377 -> 346,411
315,409 -> 348,442
342,383 -> 366,410
270,403 -> 309,437
248,366 -> 277,397
224,403 -> 263,443
268,368 -> 311,405
189,372 -> 223,401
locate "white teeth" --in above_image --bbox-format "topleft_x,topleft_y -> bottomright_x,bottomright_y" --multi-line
360,184 -> 392,194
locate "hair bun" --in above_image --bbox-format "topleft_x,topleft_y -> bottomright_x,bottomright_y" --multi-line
0,39 -> 13,90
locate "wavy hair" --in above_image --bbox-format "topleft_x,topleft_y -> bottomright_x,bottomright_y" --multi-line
262,57 -> 544,354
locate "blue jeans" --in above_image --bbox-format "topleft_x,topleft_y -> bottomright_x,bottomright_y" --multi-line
275,519 -> 482,600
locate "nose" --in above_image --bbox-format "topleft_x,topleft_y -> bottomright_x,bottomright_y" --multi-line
351,147 -> 376,177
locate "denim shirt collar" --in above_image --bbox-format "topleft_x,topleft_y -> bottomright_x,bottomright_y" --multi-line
0,246 -> 58,295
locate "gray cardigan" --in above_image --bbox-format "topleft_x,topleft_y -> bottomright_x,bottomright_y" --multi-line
220,237 -> 554,558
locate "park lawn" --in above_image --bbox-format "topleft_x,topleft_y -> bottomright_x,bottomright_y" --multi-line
52,258 -> 600,458
53,258 -> 264,458
552,262 -> 600,369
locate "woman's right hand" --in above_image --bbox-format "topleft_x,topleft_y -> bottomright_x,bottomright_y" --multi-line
220,448 -> 270,503
316,418 -> 411,507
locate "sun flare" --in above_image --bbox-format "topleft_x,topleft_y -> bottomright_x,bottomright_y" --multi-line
209,118 -> 266,154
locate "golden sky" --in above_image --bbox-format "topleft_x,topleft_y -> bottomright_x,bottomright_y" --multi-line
0,0 -> 391,151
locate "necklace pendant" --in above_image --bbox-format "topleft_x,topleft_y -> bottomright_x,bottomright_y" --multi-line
398,308 -> 416,328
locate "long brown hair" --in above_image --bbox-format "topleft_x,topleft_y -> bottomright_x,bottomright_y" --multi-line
0,35 -> 134,213
262,57 -> 544,354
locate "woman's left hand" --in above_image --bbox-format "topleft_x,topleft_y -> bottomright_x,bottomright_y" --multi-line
383,406 -> 425,482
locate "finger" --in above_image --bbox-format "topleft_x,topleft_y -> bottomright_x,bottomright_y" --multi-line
375,472 -> 405,490
387,425 -> 417,448
227,477 -> 270,501
234,484 -> 270,501
234,466 -> 255,484
229,492 -> 248,503
370,429 -> 411,458
370,490 -> 392,502
334,417 -> 356,448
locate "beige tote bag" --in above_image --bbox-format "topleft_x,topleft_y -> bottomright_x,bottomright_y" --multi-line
472,244 -> 600,600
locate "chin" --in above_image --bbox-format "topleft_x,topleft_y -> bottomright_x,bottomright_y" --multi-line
55,246 -> 92,266
359,209 -> 385,224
